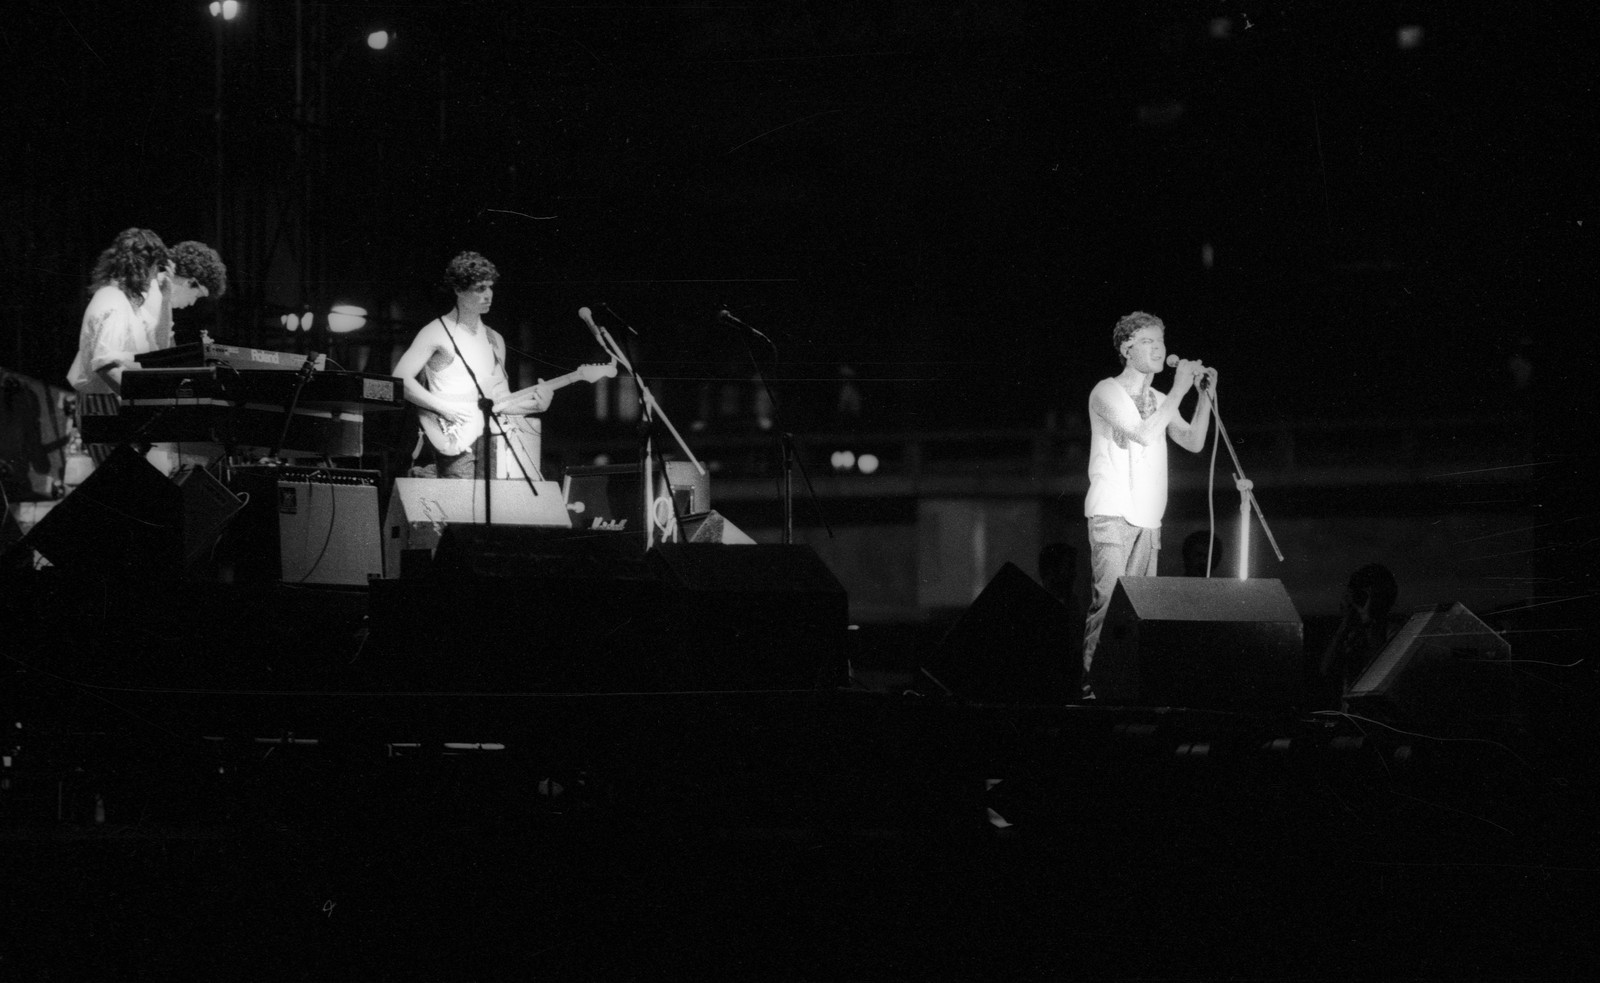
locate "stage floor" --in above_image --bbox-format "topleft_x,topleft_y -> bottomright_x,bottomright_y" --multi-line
3,572 -> 1596,980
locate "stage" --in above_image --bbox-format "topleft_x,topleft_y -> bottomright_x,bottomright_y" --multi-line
2,559 -> 1595,980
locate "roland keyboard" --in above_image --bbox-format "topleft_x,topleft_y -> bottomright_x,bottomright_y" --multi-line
136,342 -> 328,373
80,367 -> 404,457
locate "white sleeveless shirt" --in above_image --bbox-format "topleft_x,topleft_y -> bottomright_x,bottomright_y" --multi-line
1083,377 -> 1169,529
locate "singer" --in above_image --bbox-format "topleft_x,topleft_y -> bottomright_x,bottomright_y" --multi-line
392,251 -> 551,479
1080,311 -> 1216,700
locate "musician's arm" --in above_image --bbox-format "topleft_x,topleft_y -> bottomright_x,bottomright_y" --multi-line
393,323 -> 470,426
495,387 -> 549,416
486,331 -> 553,415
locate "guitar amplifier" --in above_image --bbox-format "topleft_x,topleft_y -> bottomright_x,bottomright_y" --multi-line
561,462 -> 708,534
219,465 -> 383,586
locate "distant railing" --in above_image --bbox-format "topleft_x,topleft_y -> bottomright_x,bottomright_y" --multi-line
547,413 -> 1537,497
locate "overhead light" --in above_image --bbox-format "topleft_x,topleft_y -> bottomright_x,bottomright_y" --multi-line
327,304 -> 368,333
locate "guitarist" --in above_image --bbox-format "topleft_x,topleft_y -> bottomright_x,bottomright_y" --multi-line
392,251 -> 550,479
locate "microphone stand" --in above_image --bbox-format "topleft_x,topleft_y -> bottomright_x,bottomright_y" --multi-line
482,349 -> 551,510
268,352 -> 321,461
587,315 -> 705,552
1198,377 -> 1283,578
721,310 -> 830,545
438,316 -> 505,525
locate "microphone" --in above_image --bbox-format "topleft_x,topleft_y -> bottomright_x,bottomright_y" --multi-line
577,307 -> 605,346
1166,354 -> 1213,389
717,308 -> 747,328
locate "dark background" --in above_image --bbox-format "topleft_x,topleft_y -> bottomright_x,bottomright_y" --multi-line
3,7 -> 1598,977
3,0 -> 1593,433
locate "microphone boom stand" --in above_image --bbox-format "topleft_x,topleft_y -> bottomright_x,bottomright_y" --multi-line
589,320 -> 705,551
722,311 -> 829,545
1200,379 -> 1283,578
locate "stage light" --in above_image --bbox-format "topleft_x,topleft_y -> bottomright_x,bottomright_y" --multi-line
326,303 -> 368,333
831,450 -> 856,471
857,453 -> 880,475
1397,25 -> 1424,50
367,30 -> 392,51
209,1 -> 240,21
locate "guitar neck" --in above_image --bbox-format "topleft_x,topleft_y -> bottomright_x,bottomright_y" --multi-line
511,370 -> 582,400
510,361 -> 615,400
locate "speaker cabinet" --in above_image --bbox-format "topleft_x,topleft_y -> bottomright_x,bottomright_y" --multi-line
927,562 -> 1077,704
383,477 -> 571,578
367,540 -> 846,692
11,444 -> 182,580
1348,602 -> 1513,731
647,544 -> 849,690
1094,577 -> 1304,712
428,524 -> 652,581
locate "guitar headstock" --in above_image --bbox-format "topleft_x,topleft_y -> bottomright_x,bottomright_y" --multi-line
579,359 -> 619,382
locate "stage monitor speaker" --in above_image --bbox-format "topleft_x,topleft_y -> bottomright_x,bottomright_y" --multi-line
1347,602 -> 1513,731
11,444 -> 182,580
1094,577 -> 1303,711
646,543 -> 849,689
926,562 -> 1076,704
563,462 -> 708,533
384,477 -> 571,578
680,510 -> 756,545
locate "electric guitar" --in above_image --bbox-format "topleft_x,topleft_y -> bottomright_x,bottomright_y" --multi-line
419,360 -> 617,456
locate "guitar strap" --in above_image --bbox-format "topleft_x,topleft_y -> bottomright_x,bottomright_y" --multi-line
437,312 -> 506,472
437,313 -> 544,483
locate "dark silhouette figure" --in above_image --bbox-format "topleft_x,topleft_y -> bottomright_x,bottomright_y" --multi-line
1319,563 -> 1399,707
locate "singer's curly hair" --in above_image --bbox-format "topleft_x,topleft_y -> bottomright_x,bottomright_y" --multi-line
170,240 -> 228,299
442,251 -> 499,293
89,228 -> 169,301
1112,310 -> 1165,364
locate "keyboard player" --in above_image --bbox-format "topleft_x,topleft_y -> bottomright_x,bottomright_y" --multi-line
68,228 -> 227,473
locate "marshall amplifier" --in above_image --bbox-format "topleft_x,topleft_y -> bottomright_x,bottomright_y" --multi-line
561,462 -> 708,534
